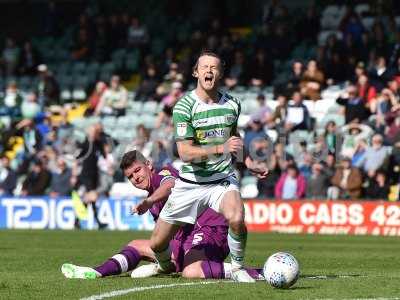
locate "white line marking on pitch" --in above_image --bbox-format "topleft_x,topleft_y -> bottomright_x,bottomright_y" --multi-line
80,281 -> 228,300
307,297 -> 400,300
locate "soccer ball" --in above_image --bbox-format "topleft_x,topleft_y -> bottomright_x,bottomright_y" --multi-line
263,252 -> 300,288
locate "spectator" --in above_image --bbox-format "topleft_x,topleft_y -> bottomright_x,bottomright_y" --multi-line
339,7 -> 365,45
0,156 -> 17,196
287,61 -> 303,91
384,103 -> 400,145
18,41 -> 41,76
155,81 -> 183,129
36,64 -> 60,107
369,56 -> 394,91
275,164 -> 306,200
96,75 -> 128,116
21,158 -> 51,196
322,152 -> 337,179
329,157 -> 363,199
298,152 -> 313,180
248,49 -> 274,87
71,29 -> 92,61
306,162 -> 330,199
300,60 -> 324,100
97,143 -> 115,197
273,93 -> 288,128
76,124 -> 107,229
133,124 -> 152,159
49,157 -> 73,197
352,138 -> 368,168
249,94 -> 273,127
85,81 -> 107,116
364,170 -> 390,200
224,51 -> 248,88
336,84 -> 370,124
21,91 -> 41,120
357,73 -> 377,104
358,134 -> 390,175
284,90 -> 311,132
135,65 -> 160,102
340,123 -> 373,158
257,151 -> 281,198
156,62 -> 184,98
244,119 -> 268,155
127,17 -> 149,50
0,81 -> 23,118
2,37 -> 20,76
324,121 -> 337,154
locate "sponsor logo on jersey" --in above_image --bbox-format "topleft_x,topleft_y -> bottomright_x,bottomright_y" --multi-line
193,119 -> 208,127
176,122 -> 187,136
220,180 -> 230,188
158,170 -> 171,176
225,114 -> 236,125
196,128 -> 226,141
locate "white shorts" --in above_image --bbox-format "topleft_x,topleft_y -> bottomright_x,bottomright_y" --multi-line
159,174 -> 240,225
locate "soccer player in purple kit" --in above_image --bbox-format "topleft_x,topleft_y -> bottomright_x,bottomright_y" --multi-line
61,150 -> 263,280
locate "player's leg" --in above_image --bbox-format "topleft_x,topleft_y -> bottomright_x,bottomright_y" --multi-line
61,240 -> 152,279
182,261 -> 263,280
149,218 -> 181,272
218,190 -> 254,282
150,179 -> 201,272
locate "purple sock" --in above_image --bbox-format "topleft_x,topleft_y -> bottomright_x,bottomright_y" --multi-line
201,261 -> 224,279
95,246 -> 141,277
245,267 -> 264,280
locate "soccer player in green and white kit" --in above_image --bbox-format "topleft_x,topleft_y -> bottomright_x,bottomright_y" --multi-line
136,51 -> 268,282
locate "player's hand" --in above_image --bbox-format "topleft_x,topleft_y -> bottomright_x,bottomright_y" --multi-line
224,136 -> 243,154
245,157 -> 269,179
131,198 -> 153,215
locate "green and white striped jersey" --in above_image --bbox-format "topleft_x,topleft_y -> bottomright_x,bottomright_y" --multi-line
173,90 -> 241,182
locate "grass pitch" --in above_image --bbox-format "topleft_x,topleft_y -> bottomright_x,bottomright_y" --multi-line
1,230 -> 400,300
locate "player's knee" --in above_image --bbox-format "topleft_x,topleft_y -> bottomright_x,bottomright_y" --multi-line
182,264 -> 204,279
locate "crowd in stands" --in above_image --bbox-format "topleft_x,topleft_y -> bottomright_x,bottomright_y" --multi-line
0,0 -> 399,217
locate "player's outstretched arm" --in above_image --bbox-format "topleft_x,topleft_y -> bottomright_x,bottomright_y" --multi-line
132,178 -> 175,215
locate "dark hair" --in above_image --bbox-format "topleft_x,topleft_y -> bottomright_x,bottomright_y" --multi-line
192,50 -> 225,76
119,150 -> 147,170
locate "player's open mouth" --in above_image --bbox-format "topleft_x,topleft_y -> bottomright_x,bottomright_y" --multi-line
204,74 -> 213,83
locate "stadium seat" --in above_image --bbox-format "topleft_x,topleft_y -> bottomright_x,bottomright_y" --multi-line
71,62 -> 87,75
128,101 -> 143,114
60,89 -> 72,102
355,4 -> 370,16
362,17 -> 375,30
71,89 -> 87,101
86,62 -> 100,76
142,101 -> 158,114
142,115 -> 156,129
100,62 -> 116,75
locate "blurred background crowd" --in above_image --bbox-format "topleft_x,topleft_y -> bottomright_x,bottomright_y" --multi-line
0,0 -> 399,218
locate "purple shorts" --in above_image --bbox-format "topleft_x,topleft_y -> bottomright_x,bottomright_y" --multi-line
170,224 -> 229,272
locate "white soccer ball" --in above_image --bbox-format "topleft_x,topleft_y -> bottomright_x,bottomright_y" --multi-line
263,252 -> 300,288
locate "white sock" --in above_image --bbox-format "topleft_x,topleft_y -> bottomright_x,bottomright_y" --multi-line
223,263 -> 232,279
228,229 -> 247,269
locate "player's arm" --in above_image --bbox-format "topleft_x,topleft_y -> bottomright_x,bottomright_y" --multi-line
176,138 -> 242,162
132,177 -> 175,215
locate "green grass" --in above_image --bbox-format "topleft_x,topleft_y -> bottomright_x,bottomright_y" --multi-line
1,230 -> 400,300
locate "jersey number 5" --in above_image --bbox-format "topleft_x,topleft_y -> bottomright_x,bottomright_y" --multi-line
192,233 -> 204,245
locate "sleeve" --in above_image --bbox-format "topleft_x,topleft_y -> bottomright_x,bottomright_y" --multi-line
158,169 -> 176,185
173,101 -> 195,140
231,98 -> 241,135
